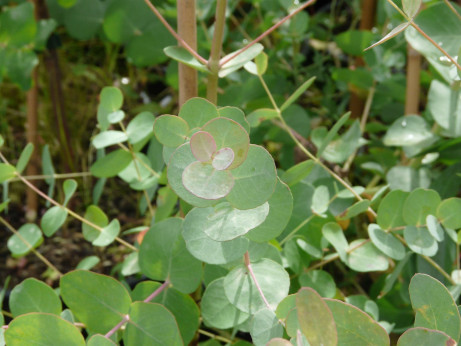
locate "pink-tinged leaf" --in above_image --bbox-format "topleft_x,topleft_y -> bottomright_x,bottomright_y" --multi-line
190,131 -> 217,162
212,148 -> 234,170
182,162 -> 234,200
365,22 -> 410,51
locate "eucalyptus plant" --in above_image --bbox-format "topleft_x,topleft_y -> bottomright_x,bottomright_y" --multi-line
2,0 -> 461,345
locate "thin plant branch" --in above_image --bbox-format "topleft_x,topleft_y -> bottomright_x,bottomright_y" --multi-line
443,0 -> 461,20
0,216 -> 63,277
104,280 -> 170,339
143,280 -> 170,303
0,151 -> 137,252
117,143 -> 160,178
386,0 -> 461,71
219,0 -> 317,67
9,172 -> 92,182
244,252 -> 272,311
257,74 -> 377,218
198,329 -> 234,344
105,314 -> 130,339
144,0 -> 208,65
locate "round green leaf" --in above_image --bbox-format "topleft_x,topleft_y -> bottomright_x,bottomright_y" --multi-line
347,239 -> 389,272
82,205 -> 108,242
167,143 -> 221,207
0,3 -> 36,47
296,288 -> 337,346
76,256 -> 100,270
426,215 -> 444,242
41,206 -> 67,237
185,202 -> 269,242
10,278 -> 61,317
409,273 -> 461,341
103,0 -> 152,44
126,111 -> 155,145
132,281 -> 200,345
377,190 -> 409,229
16,143 -> 33,174
62,0 -> 105,40
5,313 -> 85,346
383,115 -> 433,147
92,219 -> 120,247
404,226 -> 438,256
202,117 -> 249,169
325,299 -> 389,346
299,270 -> 336,298
226,145 -> 277,210
153,115 -> 189,148
437,198 -> 461,230
201,278 -> 250,329
368,224 -> 406,260
60,270 -> 132,334
183,208 -> 249,264
322,222 -> 348,263
212,148 -> 234,170
224,259 -> 290,314
397,327 -> 455,346
90,149 -> 132,178
139,218 -> 202,293
182,161 -> 234,200
118,152 -> 152,184
125,20 -> 175,67
124,302 -> 183,346
403,188 -> 441,226
311,185 -> 329,215
87,334 -> 117,346
179,97 -> 219,130
99,86 -> 123,113
190,131 -> 216,162
92,130 -> 128,149
218,107 -> 250,134
0,163 -> 16,183
63,179 -> 77,205
338,200 -> 371,220
246,179 -> 293,242
7,223 -> 43,257
250,308 -> 284,346
107,110 -> 125,124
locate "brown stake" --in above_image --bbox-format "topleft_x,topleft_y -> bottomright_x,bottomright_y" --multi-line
405,44 -> 421,115
349,0 -> 377,118
177,0 -> 198,106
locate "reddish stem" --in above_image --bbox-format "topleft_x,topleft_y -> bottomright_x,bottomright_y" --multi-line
219,0 -> 317,67
144,0 -> 208,65
244,252 -> 272,311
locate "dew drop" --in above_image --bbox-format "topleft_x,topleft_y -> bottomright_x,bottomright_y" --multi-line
401,120 -> 407,127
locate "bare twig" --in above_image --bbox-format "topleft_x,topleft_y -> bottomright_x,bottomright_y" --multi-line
219,0 -> 317,67
144,0 -> 208,65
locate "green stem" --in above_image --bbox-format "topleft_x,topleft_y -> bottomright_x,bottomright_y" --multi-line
257,75 -> 377,218
0,216 -> 63,276
206,0 -> 227,104
219,0 -> 317,67
1,149 -> 137,252
9,172 -> 92,182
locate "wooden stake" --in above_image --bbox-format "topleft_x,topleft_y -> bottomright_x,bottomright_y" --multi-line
177,0 -> 198,107
405,44 -> 421,115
